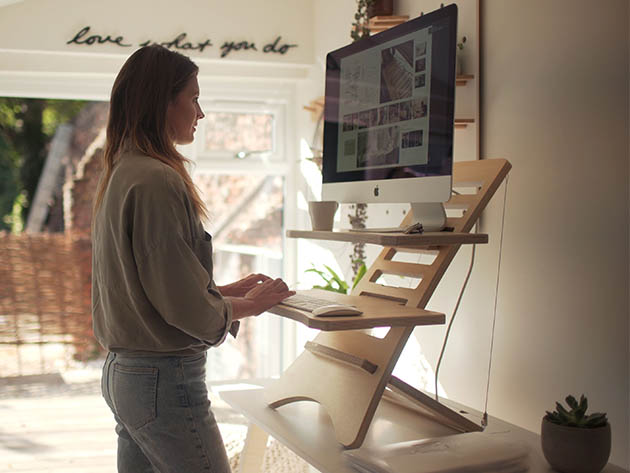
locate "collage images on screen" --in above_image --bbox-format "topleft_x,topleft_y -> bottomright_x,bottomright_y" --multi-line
337,26 -> 432,174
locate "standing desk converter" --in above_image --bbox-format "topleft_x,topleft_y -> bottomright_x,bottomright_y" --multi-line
223,159 -> 542,470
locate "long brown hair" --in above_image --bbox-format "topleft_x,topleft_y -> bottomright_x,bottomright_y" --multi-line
94,45 -> 208,220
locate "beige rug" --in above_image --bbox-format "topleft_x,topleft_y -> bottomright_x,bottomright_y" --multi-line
225,433 -> 310,473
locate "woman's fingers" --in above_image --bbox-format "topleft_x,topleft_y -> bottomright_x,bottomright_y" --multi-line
267,278 -> 289,292
245,277 -> 292,299
246,273 -> 271,283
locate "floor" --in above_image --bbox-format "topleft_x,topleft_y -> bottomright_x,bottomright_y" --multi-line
2,391 -> 119,472
0,368 -> 309,473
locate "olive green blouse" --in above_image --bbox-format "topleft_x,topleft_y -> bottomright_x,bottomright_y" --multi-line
91,150 -> 234,355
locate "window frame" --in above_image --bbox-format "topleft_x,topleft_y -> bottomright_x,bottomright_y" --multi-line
194,101 -> 283,164
182,90 -> 299,374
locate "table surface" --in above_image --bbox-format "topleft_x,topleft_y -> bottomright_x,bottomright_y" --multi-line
220,381 -> 627,473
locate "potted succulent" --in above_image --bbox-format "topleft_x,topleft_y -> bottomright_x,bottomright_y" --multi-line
541,394 -> 611,473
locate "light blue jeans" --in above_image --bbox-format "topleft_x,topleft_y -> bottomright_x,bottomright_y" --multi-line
101,352 -> 231,473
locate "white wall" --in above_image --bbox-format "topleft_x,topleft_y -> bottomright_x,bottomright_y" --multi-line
309,1 -> 629,468
477,0 -> 628,467
0,0 -> 314,63
0,0 -> 315,99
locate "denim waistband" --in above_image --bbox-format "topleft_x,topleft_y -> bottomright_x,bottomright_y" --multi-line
110,351 -> 207,360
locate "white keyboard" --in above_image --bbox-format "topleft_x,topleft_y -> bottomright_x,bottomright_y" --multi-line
280,294 -> 351,312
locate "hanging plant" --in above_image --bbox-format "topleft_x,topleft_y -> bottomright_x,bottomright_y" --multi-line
348,203 -> 367,280
351,0 -> 375,42
347,0 -> 374,280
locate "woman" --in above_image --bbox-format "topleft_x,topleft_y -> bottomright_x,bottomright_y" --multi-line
91,44 -> 294,473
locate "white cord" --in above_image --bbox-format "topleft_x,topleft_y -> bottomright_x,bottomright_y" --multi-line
433,175 -> 510,408
482,175 -> 510,427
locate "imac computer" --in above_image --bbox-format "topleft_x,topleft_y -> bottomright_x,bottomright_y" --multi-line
322,4 -> 457,232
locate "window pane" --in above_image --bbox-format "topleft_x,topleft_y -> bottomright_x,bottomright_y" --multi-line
203,112 -> 273,153
193,173 -> 284,381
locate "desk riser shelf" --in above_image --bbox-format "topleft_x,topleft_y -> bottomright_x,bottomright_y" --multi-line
286,230 -> 487,247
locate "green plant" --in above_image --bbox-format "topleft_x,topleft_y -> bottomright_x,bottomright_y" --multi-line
545,394 -> 608,428
457,36 -> 467,51
0,97 -> 86,229
351,0 -> 375,42
348,1 -> 372,278
306,260 -> 367,294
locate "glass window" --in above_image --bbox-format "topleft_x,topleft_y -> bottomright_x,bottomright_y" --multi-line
190,101 -> 288,382
203,112 -> 273,154
194,173 -> 285,381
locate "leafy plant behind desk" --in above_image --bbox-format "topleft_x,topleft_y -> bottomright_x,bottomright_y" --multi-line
307,261 -> 367,294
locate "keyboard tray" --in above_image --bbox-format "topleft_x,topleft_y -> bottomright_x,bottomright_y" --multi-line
270,289 -> 444,331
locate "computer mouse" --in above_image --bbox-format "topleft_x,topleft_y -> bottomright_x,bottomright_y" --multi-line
311,305 -> 363,317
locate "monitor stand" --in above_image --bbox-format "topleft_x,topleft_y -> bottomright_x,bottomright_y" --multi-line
350,202 -> 446,233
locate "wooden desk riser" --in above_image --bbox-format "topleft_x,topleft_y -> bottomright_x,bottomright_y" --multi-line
263,159 -> 513,450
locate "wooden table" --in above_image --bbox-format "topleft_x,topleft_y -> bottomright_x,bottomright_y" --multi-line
220,381 -> 628,473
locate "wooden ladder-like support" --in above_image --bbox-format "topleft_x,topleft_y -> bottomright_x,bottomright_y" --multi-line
264,159 -> 512,449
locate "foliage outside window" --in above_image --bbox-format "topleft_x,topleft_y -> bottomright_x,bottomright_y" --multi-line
0,98 -> 86,231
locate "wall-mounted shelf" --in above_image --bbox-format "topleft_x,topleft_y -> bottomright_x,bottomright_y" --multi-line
456,74 -> 475,86
454,118 -> 475,129
368,15 -> 410,33
304,96 -> 324,122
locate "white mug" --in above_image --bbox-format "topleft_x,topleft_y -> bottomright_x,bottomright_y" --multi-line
308,201 -> 339,231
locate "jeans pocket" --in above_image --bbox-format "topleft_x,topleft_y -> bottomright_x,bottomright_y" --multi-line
112,364 -> 158,430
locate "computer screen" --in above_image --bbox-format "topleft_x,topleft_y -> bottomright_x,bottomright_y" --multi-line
321,4 -> 457,230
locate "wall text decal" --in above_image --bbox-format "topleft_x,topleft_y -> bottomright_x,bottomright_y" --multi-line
66,26 -> 297,58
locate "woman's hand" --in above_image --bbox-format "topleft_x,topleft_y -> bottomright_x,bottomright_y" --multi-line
218,273 -> 271,297
227,278 -> 295,320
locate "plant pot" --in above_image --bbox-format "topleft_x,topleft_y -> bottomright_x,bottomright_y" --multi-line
368,0 -> 394,18
541,417 -> 611,473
